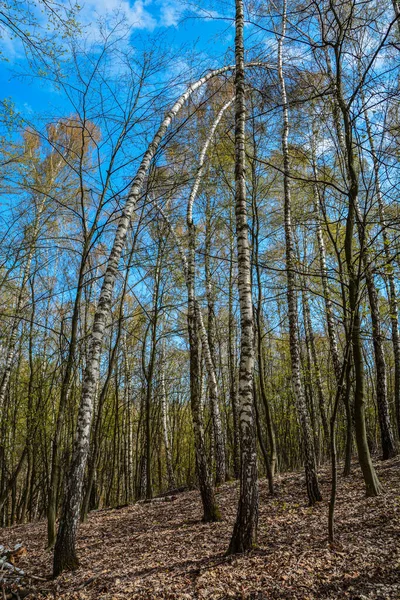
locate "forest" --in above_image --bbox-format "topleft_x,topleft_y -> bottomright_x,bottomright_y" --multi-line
0,0 -> 399,598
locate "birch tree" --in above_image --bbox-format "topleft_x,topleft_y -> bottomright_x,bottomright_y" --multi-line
277,0 -> 322,505
227,0 -> 259,553
53,65 -> 245,575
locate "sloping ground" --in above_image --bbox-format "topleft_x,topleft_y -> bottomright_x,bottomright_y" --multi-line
1,458 -> 400,599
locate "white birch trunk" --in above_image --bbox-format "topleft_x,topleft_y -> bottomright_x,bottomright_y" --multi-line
278,0 -> 321,505
187,99 -> 233,485
52,66 -> 241,575
160,343 -> 176,490
228,0 -> 259,553
310,136 -> 342,384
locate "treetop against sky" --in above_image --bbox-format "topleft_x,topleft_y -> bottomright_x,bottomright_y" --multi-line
1,0 -> 394,139
0,0 -> 238,117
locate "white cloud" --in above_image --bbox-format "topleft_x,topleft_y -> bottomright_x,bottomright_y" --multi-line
0,0 -> 183,63
79,0 -> 158,32
77,0 -> 187,32
159,2 -> 181,28
0,25 -> 24,61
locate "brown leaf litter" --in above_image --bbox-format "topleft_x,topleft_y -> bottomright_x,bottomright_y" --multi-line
1,458 -> 399,599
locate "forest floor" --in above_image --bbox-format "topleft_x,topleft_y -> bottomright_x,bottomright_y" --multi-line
1,457 -> 400,599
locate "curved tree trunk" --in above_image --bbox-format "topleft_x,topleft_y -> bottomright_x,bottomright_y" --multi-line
158,99 -> 235,492
52,66 -> 239,576
81,222 -> 141,522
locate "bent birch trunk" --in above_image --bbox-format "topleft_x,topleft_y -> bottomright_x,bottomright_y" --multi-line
52,66 -> 244,576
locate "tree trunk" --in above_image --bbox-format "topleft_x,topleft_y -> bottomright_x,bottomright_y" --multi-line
278,0 -> 321,505
228,231 -> 240,480
188,220 -> 220,522
52,66 -> 241,576
205,194 -> 226,485
186,101 -> 234,488
47,252 -> 88,547
160,344 -> 176,490
302,279 -> 329,448
361,251 -> 396,459
334,46 -> 382,497
250,111 -> 278,480
81,229 -> 139,520
227,0 -> 259,553
362,98 -> 400,444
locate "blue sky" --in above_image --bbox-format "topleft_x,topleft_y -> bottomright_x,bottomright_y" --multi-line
0,0 -> 236,120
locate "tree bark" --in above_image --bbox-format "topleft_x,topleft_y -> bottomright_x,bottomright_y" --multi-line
250,106 -> 277,480
362,97 -> 400,445
228,227 -> 240,480
333,42 -> 382,497
278,0 -> 322,505
227,0 -> 259,553
52,66 -> 245,576
326,48 -> 396,464
187,217 -> 220,522
205,194 -> 227,485
160,343 -> 176,490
